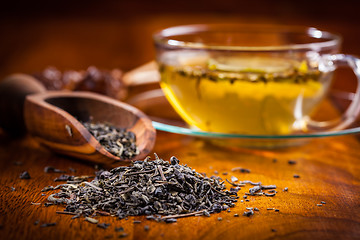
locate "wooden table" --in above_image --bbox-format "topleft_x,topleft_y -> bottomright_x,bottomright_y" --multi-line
1,6 -> 360,240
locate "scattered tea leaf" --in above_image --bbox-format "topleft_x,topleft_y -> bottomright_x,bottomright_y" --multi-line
243,210 -> 254,217
118,233 -> 129,238
115,227 -> 124,232
56,211 -> 77,215
54,175 -> 74,182
85,217 -> 98,224
65,124 -> 72,137
41,186 -> 54,192
264,193 -> 276,197
288,160 -> 297,165
165,218 -> 177,223
44,166 -> 66,173
97,223 -> 111,229
40,223 -> 56,227
230,176 -> 238,182
231,167 -> 251,173
44,202 -> 54,207
20,171 -> 30,179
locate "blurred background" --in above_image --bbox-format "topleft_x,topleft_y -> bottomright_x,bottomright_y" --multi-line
0,0 -> 360,86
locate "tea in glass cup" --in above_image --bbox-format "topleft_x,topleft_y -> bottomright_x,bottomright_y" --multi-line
154,25 -> 360,135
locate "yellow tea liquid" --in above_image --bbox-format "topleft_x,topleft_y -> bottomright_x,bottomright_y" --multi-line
159,55 -> 330,135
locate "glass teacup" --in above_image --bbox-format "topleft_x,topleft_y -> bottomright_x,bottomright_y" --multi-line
153,24 -> 360,135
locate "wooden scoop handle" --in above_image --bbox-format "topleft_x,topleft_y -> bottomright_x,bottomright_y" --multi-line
0,74 -> 46,136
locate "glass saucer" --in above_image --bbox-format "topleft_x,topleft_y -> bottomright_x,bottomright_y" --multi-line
126,89 -> 360,148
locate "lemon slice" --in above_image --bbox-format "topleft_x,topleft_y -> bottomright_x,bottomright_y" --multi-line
177,52 -> 209,66
208,56 -> 296,73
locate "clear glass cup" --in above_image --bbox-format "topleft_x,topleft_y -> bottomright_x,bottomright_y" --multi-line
153,24 -> 360,135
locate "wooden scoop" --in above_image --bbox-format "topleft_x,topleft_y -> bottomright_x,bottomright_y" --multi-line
0,74 -> 156,167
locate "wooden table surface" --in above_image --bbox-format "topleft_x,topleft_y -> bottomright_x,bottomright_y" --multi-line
1,2 -> 360,239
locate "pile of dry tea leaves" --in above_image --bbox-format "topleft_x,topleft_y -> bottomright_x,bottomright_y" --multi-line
82,122 -> 139,160
45,155 -> 238,222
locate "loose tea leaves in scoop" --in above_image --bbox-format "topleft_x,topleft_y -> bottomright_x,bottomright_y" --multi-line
46,155 -> 238,221
82,122 -> 139,160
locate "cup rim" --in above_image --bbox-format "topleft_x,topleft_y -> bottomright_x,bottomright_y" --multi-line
153,24 -> 342,52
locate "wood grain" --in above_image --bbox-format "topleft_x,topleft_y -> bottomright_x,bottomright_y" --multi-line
0,131 -> 360,240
